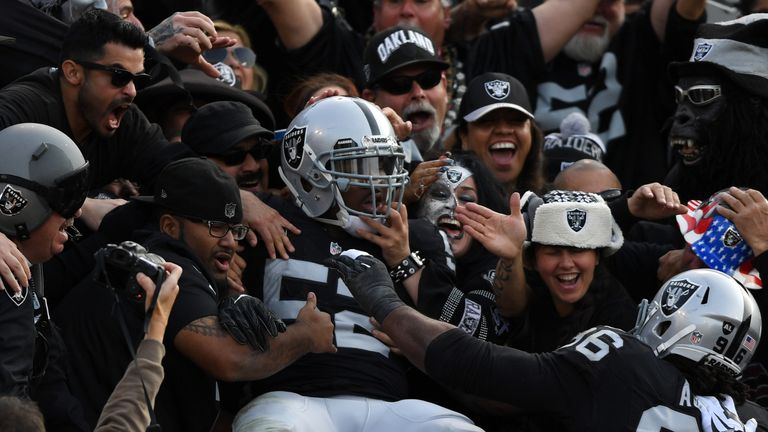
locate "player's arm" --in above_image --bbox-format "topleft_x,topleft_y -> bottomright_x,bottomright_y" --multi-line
456,193 -> 529,317
256,0 -> 323,50
531,0 -> 601,62
174,292 -> 336,381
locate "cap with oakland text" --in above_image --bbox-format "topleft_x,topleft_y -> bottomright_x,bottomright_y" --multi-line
133,157 -> 242,224
670,13 -> 768,98
363,25 -> 449,87
459,72 -> 534,122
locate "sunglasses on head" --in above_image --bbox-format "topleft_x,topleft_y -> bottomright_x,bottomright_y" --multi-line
202,47 -> 257,67
76,60 -> 152,89
214,140 -> 272,166
375,69 -> 443,95
0,163 -> 89,219
674,85 -> 722,106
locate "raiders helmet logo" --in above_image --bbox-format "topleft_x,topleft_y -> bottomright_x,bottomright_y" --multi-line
661,278 -> 700,316
4,284 -> 28,307
723,227 -> 743,248
0,185 -> 28,216
693,42 -> 713,62
283,126 -> 307,170
566,209 -> 586,232
484,80 -> 510,100
224,203 -> 237,219
446,169 -> 462,184
722,321 -> 735,335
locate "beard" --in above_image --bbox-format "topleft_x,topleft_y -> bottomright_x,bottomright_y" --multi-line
563,18 -> 611,63
402,100 -> 441,154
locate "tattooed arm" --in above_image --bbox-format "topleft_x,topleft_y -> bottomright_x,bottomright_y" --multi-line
174,292 -> 336,382
456,192 -> 530,317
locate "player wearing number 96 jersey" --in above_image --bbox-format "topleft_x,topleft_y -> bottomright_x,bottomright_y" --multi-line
329,250 -> 766,431
231,97 -> 481,432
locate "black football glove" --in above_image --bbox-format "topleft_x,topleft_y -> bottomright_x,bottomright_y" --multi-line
218,294 -> 287,352
325,252 -> 404,323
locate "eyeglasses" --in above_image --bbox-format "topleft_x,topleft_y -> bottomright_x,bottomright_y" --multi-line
674,85 -> 722,106
213,141 -> 272,166
375,69 -> 443,95
598,188 -> 623,203
0,163 -> 89,219
202,47 -> 257,67
179,215 -> 249,240
76,60 -> 152,89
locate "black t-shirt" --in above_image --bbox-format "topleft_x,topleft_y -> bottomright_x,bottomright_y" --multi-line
506,266 -> 637,353
427,326 -> 749,431
57,228 -> 222,432
0,280 -> 36,398
238,195 -> 455,403
0,67 -> 191,192
471,5 -> 702,189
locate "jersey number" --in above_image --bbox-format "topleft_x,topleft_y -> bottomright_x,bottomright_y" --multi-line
573,329 -> 624,362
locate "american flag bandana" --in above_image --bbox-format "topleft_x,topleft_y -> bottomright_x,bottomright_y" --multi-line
676,196 -> 762,289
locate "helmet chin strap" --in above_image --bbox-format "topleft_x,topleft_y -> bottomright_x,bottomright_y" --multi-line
654,324 -> 696,357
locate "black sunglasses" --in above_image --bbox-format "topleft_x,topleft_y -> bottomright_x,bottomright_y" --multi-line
376,69 -> 443,95
76,61 -> 152,89
214,141 -> 272,166
202,47 -> 257,67
598,188 -> 623,203
177,215 -> 250,240
0,163 -> 89,219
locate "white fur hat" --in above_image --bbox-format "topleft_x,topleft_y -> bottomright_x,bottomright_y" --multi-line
523,190 -> 624,256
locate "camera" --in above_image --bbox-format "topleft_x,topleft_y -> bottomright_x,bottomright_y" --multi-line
94,241 -> 166,301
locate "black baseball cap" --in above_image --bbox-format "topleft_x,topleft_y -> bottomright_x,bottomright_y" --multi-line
182,101 -> 273,156
134,157 -> 242,224
459,72 -> 534,122
363,26 -> 449,87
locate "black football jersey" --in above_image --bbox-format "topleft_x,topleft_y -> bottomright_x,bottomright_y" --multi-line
427,326 -> 752,431
241,196 -> 455,401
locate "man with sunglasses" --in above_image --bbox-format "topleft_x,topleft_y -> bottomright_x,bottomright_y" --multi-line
0,123 -> 92,430
181,101 -> 273,195
57,157 -> 335,431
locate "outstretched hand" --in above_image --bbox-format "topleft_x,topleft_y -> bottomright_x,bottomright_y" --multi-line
455,192 -> 527,261
627,183 -> 686,220
326,252 -> 404,323
218,294 -> 287,352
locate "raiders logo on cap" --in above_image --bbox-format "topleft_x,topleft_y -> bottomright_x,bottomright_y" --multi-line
283,126 -> 307,170
0,185 -> 28,216
566,209 -> 586,232
723,227 -> 743,248
484,80 -> 510,100
224,203 -> 237,219
5,284 -> 28,307
693,42 -> 713,62
446,169 -> 463,183
661,278 -> 700,316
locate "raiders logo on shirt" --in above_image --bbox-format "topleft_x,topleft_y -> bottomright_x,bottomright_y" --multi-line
5,284 -> 28,307
283,126 -> 307,170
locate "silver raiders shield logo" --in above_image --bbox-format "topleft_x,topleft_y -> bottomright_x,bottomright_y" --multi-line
283,126 -> 307,170
566,209 -> 586,232
661,278 -> 700,316
0,185 -> 28,216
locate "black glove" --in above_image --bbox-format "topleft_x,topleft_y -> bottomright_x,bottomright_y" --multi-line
218,294 -> 287,352
325,253 -> 404,323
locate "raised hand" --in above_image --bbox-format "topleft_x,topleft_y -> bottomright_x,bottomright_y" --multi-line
717,187 -> 768,256
456,192 -> 527,261
295,292 -> 337,353
627,183 -> 686,220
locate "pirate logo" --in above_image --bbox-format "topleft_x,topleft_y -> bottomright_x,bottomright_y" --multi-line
661,278 -> 700,316
723,227 -> 743,248
214,62 -> 237,87
566,209 -> 586,232
483,269 -> 496,285
690,331 -> 703,344
446,169 -> 463,184
5,284 -> 28,307
224,203 -> 237,219
329,242 -> 342,255
484,80 -> 510,100
283,126 -> 306,170
0,185 -> 28,216
722,321 -> 735,335
693,42 -> 713,62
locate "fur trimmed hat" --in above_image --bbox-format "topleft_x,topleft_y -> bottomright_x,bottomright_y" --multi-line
522,190 -> 624,256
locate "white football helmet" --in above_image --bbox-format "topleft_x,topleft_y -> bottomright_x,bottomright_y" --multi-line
278,96 -> 408,226
635,268 -> 762,377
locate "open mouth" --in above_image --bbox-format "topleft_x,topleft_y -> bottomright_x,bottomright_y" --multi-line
107,104 -> 130,131
670,137 -> 703,165
488,142 -> 517,167
406,111 -> 434,131
238,173 -> 261,190
556,273 -> 580,288
437,215 -> 464,240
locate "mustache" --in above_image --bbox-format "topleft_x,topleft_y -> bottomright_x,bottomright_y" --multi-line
402,100 -> 437,118
236,171 -> 262,186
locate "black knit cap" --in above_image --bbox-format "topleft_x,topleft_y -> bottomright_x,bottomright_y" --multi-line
134,157 -> 242,224
363,25 -> 448,87
182,101 -> 273,156
670,13 -> 768,98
